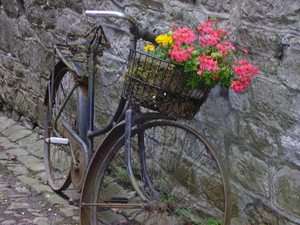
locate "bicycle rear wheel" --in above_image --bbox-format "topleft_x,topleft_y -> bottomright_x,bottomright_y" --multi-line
81,120 -> 231,224
44,63 -> 87,192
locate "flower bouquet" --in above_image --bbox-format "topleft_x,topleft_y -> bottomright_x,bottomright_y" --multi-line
123,18 -> 259,119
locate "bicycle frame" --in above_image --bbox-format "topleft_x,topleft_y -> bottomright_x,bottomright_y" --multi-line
48,9 -> 179,195
44,10 -> 232,225
83,11 -> 139,153
51,25 -> 128,155
49,10 -> 158,154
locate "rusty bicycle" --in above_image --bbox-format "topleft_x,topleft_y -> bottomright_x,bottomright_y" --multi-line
43,10 -> 232,225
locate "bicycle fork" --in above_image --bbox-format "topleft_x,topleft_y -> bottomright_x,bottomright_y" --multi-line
124,110 -> 161,203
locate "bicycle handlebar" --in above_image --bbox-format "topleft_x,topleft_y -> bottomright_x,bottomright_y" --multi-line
85,10 -> 157,44
86,10 -> 136,27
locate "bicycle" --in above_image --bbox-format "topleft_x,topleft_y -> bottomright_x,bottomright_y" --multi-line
43,10 -> 232,225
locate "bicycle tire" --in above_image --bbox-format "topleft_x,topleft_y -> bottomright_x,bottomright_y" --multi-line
44,63 -> 87,192
80,120 -> 231,224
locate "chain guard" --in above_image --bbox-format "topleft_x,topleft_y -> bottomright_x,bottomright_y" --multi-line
60,121 -> 88,193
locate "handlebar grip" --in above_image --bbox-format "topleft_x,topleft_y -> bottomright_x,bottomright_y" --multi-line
130,25 -> 158,44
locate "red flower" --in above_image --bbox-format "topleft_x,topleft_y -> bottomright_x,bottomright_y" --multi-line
198,54 -> 219,72
144,18 -> 259,92
168,46 -> 194,63
173,27 -> 196,44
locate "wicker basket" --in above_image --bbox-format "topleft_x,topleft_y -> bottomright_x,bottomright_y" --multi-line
123,50 -> 212,119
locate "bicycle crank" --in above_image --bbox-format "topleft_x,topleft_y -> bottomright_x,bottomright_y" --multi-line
59,120 -> 89,192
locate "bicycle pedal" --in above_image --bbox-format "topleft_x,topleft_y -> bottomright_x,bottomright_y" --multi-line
45,137 -> 69,145
104,197 -> 129,204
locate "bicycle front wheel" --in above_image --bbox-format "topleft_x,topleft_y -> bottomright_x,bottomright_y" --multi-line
44,63 -> 87,192
81,120 -> 231,224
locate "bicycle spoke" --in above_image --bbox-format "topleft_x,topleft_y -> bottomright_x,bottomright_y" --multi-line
44,69 -> 77,191
81,121 -> 231,224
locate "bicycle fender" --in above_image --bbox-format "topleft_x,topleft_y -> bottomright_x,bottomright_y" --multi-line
80,121 -> 125,208
44,61 -> 88,106
85,121 -> 125,175
43,61 -> 68,106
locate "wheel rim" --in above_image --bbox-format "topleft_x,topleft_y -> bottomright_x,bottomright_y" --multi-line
44,69 -> 77,191
82,121 -> 231,224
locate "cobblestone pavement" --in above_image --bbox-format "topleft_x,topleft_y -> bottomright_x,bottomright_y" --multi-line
0,114 -> 80,225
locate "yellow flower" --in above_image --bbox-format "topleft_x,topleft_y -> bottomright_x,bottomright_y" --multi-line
144,44 -> 155,51
155,34 -> 173,46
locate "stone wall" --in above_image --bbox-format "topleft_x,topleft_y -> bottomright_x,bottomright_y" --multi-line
1,0 -> 300,224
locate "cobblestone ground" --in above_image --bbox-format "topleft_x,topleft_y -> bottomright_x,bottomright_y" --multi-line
0,113 -> 80,225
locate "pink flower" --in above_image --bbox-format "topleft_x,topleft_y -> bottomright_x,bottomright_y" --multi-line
173,44 -> 181,51
217,44 -> 228,55
197,19 -> 230,48
211,28 -> 229,38
230,61 -> 259,92
238,59 -> 249,65
233,63 -> 258,77
231,82 -> 244,92
217,42 -> 235,56
241,47 -> 248,54
200,35 -> 220,47
198,54 -> 219,72
145,19 -> 259,93
197,70 -> 203,75
230,76 -> 251,92
168,46 -> 194,63
173,27 -> 196,44
223,42 -> 235,50
197,20 -> 214,36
